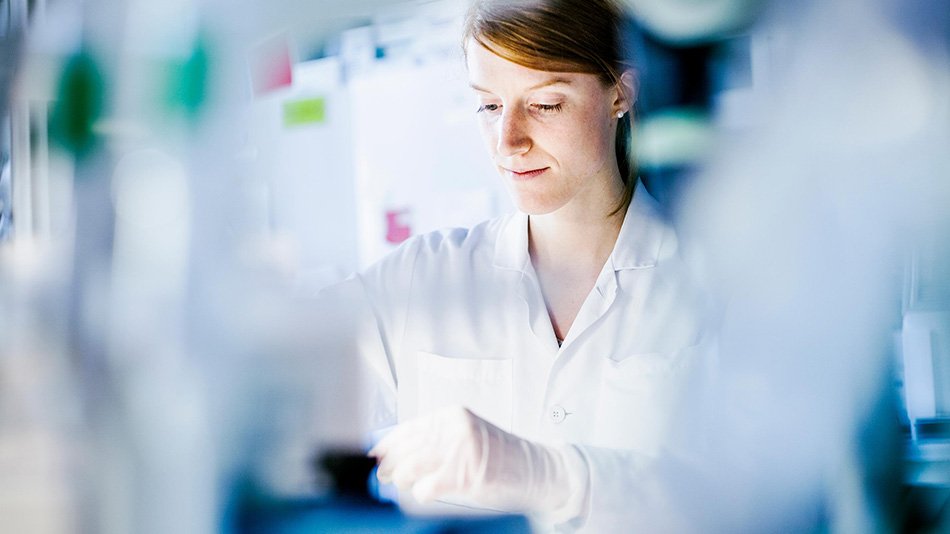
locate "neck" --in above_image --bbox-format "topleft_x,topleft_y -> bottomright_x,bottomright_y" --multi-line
528,181 -> 627,273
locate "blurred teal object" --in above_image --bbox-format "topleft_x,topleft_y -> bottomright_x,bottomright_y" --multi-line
166,34 -> 211,120
49,49 -> 105,159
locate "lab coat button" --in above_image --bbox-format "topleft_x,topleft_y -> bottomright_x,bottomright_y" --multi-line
549,405 -> 567,424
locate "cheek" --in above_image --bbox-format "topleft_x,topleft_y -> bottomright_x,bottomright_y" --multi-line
557,113 -> 613,165
585,112 -> 616,160
579,106 -> 613,145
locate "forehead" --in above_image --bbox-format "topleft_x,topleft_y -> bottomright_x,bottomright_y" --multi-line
465,38 -> 602,94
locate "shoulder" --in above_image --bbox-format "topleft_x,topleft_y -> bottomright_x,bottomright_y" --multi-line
363,213 -> 513,279
412,215 -> 508,257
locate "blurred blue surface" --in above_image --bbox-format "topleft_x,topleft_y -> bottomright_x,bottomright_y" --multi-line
238,498 -> 532,534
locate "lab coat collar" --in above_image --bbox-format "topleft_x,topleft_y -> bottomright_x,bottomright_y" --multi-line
492,211 -> 530,271
610,180 -> 665,271
492,180 -> 665,273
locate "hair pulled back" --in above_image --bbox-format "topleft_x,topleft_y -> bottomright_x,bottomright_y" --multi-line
463,0 -> 636,213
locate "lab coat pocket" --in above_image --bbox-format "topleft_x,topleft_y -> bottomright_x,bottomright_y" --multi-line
605,347 -> 693,383
415,351 -> 513,431
596,346 -> 700,453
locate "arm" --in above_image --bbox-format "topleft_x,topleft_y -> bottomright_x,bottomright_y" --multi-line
316,236 -> 424,434
368,405 -> 730,532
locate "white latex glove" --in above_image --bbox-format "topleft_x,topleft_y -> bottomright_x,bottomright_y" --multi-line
369,406 -> 588,521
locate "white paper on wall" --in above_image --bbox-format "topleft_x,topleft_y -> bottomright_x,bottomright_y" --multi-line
349,48 -> 509,268
249,57 -> 360,289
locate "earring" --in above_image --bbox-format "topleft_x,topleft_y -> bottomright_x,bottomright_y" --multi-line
617,110 -> 626,118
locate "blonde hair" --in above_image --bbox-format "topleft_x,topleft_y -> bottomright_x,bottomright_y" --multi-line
463,0 -> 636,214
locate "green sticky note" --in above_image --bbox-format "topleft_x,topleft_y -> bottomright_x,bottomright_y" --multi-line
283,97 -> 326,127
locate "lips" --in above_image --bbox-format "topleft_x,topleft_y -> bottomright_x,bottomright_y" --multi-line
504,167 -> 549,180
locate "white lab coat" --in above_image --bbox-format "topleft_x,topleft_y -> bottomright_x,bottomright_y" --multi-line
342,183 -> 715,531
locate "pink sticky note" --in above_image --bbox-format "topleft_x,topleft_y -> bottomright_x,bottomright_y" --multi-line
248,34 -> 293,96
385,209 -> 411,244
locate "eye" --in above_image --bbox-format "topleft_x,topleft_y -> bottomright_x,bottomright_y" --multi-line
477,103 -> 501,113
532,103 -> 563,114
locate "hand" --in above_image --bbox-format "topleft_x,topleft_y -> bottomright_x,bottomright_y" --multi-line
369,406 -> 586,517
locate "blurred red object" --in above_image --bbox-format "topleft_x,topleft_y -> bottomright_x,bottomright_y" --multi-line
385,209 -> 411,244
248,34 -> 293,96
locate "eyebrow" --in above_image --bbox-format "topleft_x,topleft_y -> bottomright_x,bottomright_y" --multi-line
469,76 -> 574,93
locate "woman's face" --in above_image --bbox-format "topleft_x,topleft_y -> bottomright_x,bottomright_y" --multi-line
466,39 -> 625,216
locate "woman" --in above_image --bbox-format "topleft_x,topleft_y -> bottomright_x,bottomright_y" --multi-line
349,0 -> 711,530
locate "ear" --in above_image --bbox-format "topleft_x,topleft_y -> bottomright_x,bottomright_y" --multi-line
613,69 -> 639,115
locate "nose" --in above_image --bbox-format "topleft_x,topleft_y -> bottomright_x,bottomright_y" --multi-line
496,107 -> 531,157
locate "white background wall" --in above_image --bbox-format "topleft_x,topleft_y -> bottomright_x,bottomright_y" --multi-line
247,3 -> 509,288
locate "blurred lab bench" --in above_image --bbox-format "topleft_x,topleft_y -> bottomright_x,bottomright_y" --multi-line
237,497 -> 531,534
